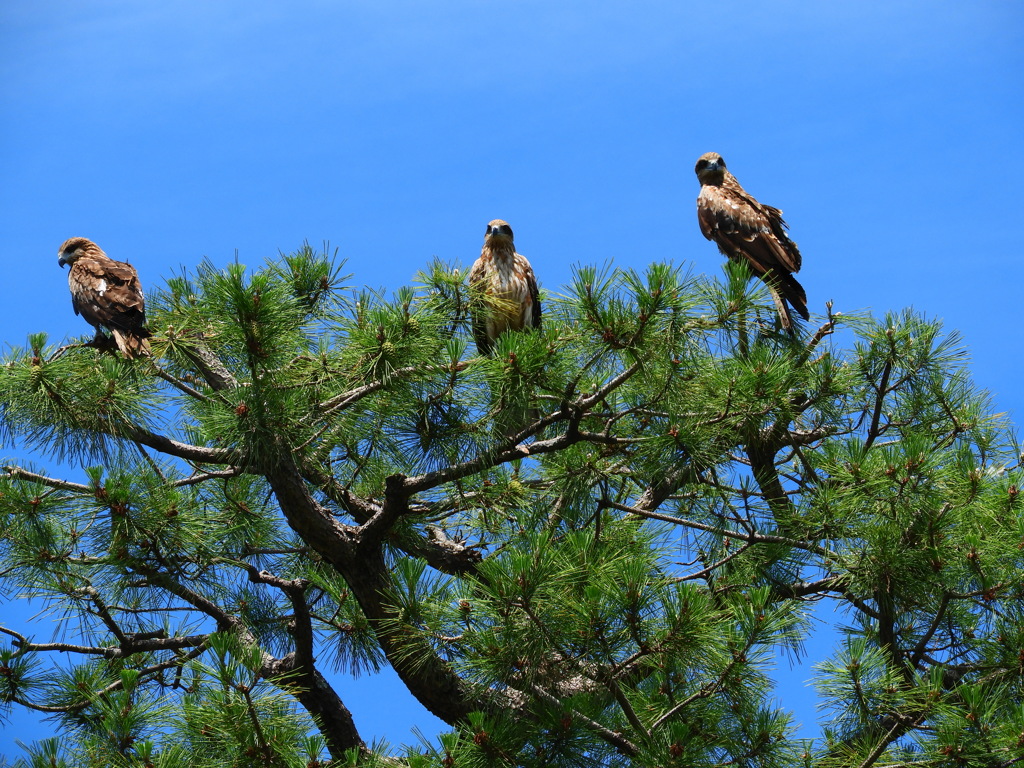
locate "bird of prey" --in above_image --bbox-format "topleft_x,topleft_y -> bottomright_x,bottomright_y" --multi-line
468,219 -> 541,354
57,237 -> 152,359
695,152 -> 809,330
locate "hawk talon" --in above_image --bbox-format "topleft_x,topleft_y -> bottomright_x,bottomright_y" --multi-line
84,332 -> 119,353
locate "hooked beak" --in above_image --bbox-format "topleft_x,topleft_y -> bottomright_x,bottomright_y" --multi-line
58,255 -> 67,268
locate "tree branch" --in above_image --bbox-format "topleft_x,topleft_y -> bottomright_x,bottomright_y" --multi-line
263,441 -> 485,726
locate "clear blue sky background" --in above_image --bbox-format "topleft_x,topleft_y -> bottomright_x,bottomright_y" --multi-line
2,0 -> 1022,758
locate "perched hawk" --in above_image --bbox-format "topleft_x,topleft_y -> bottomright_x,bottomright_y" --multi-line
57,237 -> 152,359
695,152 -> 809,330
468,219 -> 541,354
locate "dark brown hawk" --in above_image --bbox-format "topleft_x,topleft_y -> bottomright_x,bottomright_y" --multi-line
695,152 -> 809,330
57,237 -> 152,359
468,219 -> 541,354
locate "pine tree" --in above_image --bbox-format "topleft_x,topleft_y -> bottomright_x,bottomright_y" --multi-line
1,246 -> 1022,767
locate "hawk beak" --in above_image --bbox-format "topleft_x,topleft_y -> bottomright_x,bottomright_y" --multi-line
58,255 -> 67,268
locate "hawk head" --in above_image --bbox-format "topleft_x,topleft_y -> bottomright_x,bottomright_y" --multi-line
485,219 -> 514,244
58,237 -> 103,268
694,152 -> 727,185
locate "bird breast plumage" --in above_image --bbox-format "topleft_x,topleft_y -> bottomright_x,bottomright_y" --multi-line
483,253 -> 534,330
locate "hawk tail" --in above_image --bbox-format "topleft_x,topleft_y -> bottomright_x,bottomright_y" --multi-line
780,273 -> 809,322
765,271 -> 809,326
112,328 -> 153,360
763,271 -> 808,331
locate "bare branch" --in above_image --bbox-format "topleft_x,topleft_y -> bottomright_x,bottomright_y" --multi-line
3,465 -> 92,493
126,425 -> 241,466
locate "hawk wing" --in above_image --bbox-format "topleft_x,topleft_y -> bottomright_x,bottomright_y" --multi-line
697,185 -> 802,277
70,256 -> 148,335
518,253 -> 542,332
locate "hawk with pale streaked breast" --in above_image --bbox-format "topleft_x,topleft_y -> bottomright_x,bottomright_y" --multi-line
468,219 -> 541,354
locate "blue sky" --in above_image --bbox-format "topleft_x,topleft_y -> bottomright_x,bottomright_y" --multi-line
2,0 -> 1022,756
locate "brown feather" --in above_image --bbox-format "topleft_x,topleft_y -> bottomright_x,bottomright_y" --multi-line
468,220 -> 541,355
695,153 -> 808,329
58,237 -> 152,359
